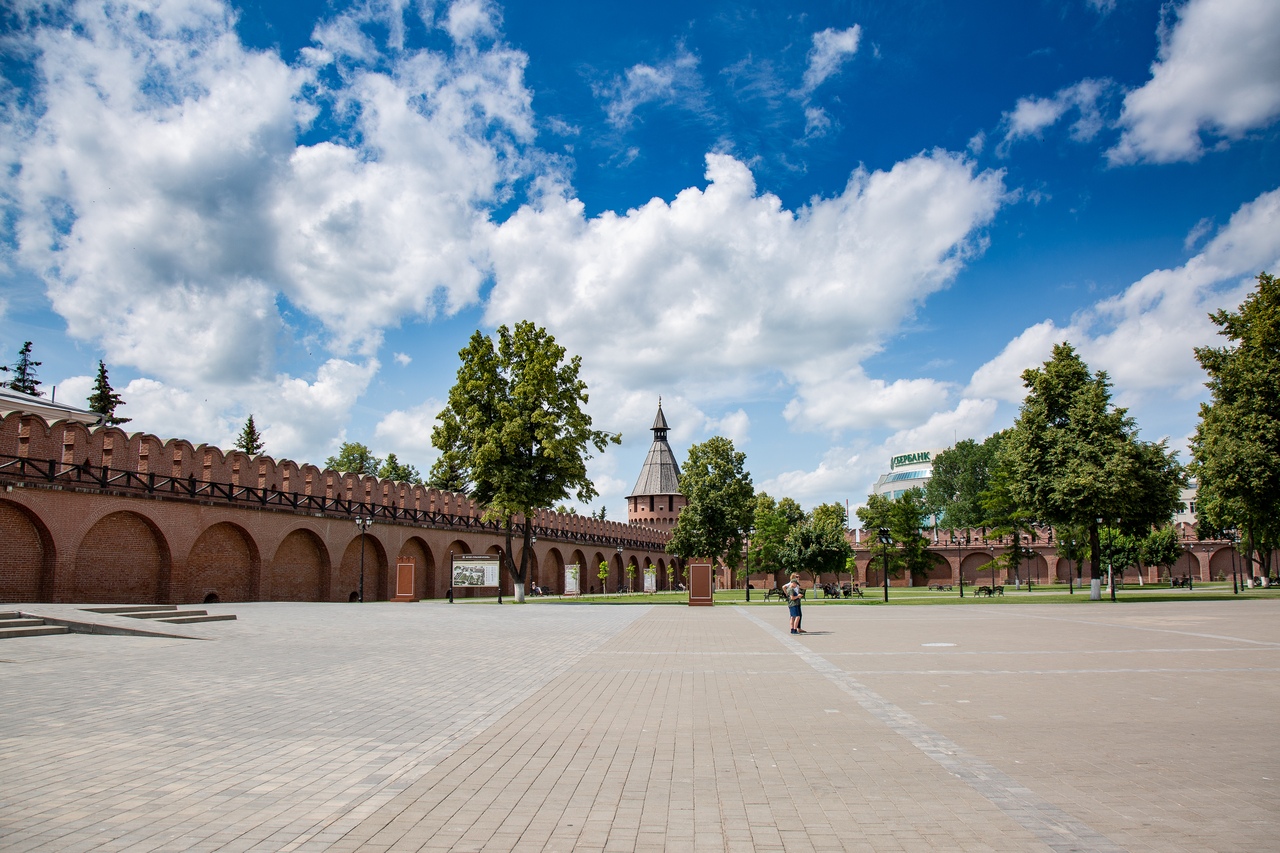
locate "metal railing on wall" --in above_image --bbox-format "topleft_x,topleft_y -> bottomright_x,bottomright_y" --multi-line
0,453 -> 665,552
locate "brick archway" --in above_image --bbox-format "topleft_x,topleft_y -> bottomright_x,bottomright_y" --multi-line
0,499 -> 54,602
265,529 -> 328,601
185,522 -> 258,603
73,510 -> 169,603
340,534 -> 388,602
398,537 -> 436,599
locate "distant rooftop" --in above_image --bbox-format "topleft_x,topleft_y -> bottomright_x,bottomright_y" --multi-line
0,386 -> 104,426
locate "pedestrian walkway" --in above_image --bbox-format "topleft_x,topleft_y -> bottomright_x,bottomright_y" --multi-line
2,600 -> 1277,851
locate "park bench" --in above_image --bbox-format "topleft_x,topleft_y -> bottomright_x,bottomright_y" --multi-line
764,587 -> 785,601
843,583 -> 864,598
928,583 -> 953,591
975,585 -> 1005,597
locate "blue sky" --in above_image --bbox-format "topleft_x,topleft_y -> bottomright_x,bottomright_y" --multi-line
2,0 -> 1278,517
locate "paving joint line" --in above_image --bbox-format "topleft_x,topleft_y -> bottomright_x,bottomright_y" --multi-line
737,606 -> 1128,853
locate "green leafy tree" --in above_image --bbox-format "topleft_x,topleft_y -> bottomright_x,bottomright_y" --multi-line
86,360 -> 130,425
666,436 -> 754,573
2,341 -> 41,396
1054,524 -> 1092,586
977,438 -> 1041,585
234,414 -> 264,456
748,492 -> 805,588
1001,343 -> 1184,598
1190,272 -> 1280,579
779,502 -> 853,586
1141,525 -> 1184,582
923,435 -> 1001,530
1100,525 -> 1142,586
431,322 -> 619,602
598,560 -> 610,594
326,442 -> 380,476
856,489 -> 935,584
377,452 -> 422,484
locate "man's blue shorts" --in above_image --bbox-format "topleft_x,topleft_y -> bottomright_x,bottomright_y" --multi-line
788,604 -> 801,617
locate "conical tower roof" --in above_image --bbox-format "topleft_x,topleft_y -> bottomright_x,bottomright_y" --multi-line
629,400 -> 681,497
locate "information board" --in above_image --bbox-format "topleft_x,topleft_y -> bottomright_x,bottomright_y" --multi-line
564,563 -> 580,595
643,569 -> 656,593
451,554 -> 500,587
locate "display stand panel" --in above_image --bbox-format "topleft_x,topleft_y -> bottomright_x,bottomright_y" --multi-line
688,560 -> 713,606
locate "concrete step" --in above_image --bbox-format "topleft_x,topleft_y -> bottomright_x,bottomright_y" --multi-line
126,609 -> 208,620
158,614 -> 238,624
0,611 -> 21,620
0,616 -> 50,630
84,605 -> 178,615
0,618 -> 70,639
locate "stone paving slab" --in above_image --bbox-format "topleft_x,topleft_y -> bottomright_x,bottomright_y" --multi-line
2,600 -> 1278,851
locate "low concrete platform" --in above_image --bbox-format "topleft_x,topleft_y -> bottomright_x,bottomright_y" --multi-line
1,599 -> 1277,851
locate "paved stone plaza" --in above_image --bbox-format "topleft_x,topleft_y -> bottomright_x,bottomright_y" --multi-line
2,599 -> 1278,852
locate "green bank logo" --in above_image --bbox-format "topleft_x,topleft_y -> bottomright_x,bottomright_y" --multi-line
890,451 -> 931,470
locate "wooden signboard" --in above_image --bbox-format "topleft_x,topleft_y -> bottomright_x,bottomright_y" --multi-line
688,560 -> 714,606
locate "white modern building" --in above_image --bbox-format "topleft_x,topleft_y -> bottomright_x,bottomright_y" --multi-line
871,448 -> 946,500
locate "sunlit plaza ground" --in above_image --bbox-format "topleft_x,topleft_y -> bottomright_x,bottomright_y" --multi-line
3,596 -> 1279,852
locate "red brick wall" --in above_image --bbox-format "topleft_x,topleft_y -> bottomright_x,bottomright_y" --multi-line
396,537 -> 434,599
338,535 -> 387,602
74,511 -> 165,603
264,529 -> 327,602
0,500 -> 49,602
185,522 -> 255,603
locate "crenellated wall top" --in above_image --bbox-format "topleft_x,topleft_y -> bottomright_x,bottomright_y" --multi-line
0,410 -> 668,545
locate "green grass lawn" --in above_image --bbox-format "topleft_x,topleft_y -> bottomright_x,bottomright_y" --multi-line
462,582 -> 1280,605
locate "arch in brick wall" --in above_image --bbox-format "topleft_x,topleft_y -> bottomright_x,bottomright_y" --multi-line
0,498 -> 55,602
397,537 -> 437,600
1023,553 -> 1049,584
339,534 -> 388,603
184,522 -> 259,604
73,510 -> 170,604
542,548 -> 565,594
590,551 -> 609,594
265,529 -> 328,602
922,552 -> 951,585
959,553 -> 989,585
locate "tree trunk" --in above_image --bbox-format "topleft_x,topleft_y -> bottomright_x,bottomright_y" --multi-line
1089,520 -> 1103,600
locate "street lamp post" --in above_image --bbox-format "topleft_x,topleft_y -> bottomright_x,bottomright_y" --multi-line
989,543 -> 996,589
1108,521 -> 1117,602
951,532 -> 965,598
1067,538 -> 1075,595
1026,548 -> 1035,592
354,515 -> 373,603
1230,530 -> 1239,594
878,528 -> 892,603
617,545 -> 624,594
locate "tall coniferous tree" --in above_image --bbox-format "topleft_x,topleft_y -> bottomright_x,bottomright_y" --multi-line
235,415 -> 264,456
2,341 -> 42,396
87,360 -> 130,425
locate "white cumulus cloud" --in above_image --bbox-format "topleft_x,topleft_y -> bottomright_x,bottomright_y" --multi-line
1110,0 -> 1280,164
486,149 -> 1007,437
